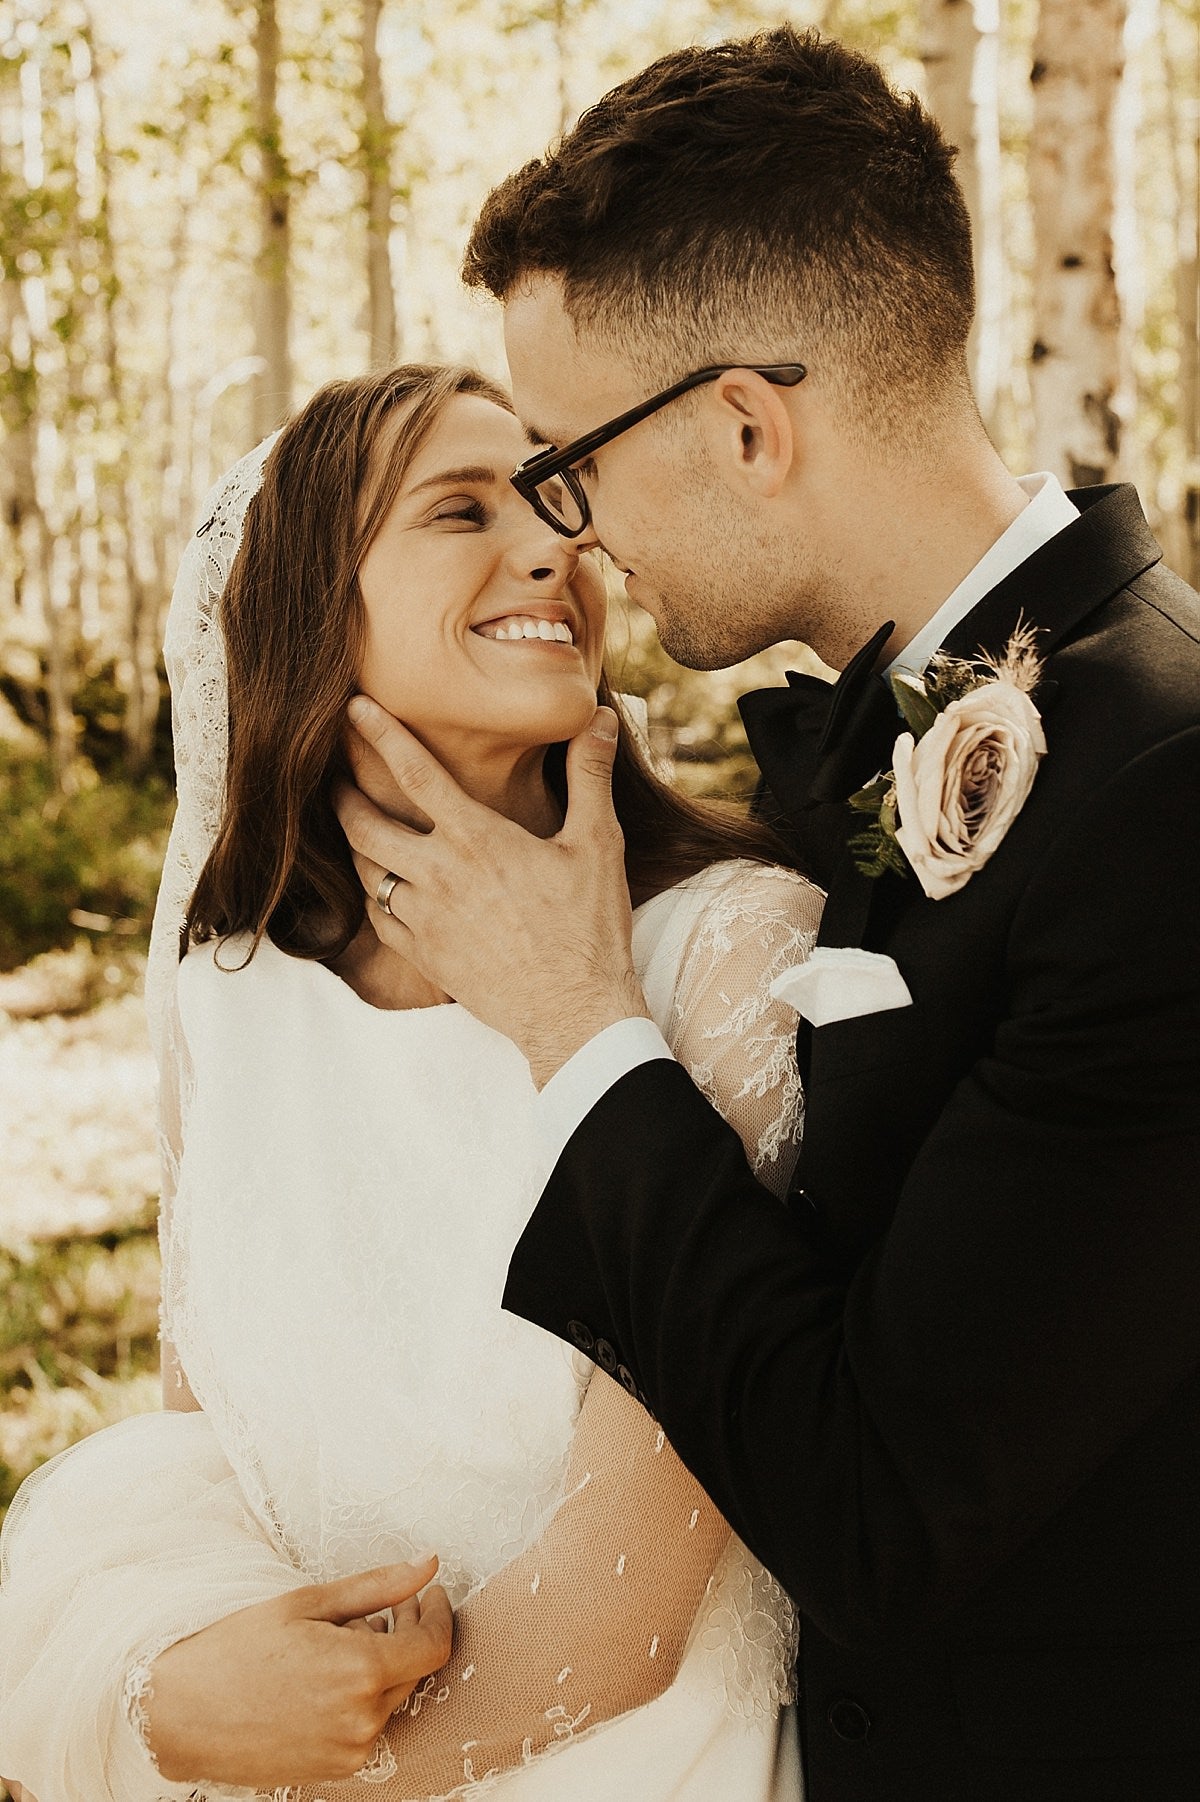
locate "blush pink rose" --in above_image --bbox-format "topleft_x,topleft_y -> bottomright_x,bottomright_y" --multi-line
891,682 -> 1047,900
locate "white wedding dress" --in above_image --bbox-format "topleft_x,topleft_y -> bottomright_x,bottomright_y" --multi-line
0,855 -> 822,1802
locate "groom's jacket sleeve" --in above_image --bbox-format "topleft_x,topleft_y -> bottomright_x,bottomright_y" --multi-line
503,725 -> 1200,1647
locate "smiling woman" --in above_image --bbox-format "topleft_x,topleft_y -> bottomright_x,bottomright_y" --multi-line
184,363 -> 796,971
0,361 -> 820,1802
354,394 -> 607,794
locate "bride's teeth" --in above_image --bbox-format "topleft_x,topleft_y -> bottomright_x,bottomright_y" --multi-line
477,615 -> 575,642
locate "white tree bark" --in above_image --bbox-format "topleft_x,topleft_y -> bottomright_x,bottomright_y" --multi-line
1028,0 -> 1129,485
361,0 -> 398,368
918,0 -> 1005,434
1160,1 -> 1200,585
0,49 -> 77,790
251,0 -> 292,439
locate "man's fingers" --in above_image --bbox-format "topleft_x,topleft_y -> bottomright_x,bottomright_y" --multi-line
561,706 -> 622,843
333,779 -> 420,864
346,696 -> 472,825
345,726 -> 408,815
294,1556 -> 440,1627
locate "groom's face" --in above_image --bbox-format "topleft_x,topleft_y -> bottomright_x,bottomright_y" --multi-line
503,275 -> 792,670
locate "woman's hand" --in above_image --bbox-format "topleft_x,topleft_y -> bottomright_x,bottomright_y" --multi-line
143,1556 -> 452,1788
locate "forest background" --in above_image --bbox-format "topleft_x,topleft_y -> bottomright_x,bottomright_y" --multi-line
0,0 -> 1198,1649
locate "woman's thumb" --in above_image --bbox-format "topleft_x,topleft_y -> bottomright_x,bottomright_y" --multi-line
297,1556 -> 439,1626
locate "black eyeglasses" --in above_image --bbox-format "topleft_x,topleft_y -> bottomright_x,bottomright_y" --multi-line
510,362 -> 807,538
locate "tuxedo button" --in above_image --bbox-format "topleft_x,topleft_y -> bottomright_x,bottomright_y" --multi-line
827,1697 -> 872,1742
567,1320 -> 594,1354
595,1338 -> 618,1374
617,1363 -> 638,1396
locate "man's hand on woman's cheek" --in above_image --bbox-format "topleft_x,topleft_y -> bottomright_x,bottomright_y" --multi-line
336,696 -> 651,1087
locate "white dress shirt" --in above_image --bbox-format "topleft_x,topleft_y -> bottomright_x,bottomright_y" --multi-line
534,472 -> 1080,1165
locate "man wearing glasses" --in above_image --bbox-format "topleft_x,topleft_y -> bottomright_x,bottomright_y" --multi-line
340,25 -> 1200,1802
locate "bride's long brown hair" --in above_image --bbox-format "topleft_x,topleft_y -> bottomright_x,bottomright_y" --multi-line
185,364 -> 797,962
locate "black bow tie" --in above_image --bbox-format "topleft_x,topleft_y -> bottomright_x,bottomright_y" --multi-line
738,621 -> 901,887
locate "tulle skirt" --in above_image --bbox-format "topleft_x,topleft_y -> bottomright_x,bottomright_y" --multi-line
0,1409 -> 305,1802
0,1409 -> 800,1802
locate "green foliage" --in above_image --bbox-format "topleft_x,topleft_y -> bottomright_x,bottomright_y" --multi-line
0,746 -> 173,971
890,671 -> 938,739
0,1223 -> 161,1531
847,774 -> 909,880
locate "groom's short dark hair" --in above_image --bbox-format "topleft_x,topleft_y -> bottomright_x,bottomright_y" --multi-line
463,27 -> 976,432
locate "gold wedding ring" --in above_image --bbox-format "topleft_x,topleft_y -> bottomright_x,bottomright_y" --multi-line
375,870 -> 402,916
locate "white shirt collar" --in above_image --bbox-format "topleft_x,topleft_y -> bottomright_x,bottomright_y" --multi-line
884,473 -> 1080,679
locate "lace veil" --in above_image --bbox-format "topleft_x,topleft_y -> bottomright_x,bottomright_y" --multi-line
145,436 -> 279,1072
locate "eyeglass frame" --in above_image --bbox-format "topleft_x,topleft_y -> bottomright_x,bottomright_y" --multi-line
509,362 -> 808,539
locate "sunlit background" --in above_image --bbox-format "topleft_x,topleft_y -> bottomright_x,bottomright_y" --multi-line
1,0 -> 1198,1663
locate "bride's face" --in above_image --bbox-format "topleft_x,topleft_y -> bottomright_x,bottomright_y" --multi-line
356,394 -> 607,758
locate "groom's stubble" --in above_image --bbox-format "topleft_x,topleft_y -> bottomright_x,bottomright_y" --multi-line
648,426 -> 861,673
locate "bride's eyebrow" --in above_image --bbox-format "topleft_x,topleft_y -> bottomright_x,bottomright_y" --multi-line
408,463 -> 498,495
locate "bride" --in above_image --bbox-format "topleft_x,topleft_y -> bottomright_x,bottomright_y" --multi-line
0,364 -> 823,1801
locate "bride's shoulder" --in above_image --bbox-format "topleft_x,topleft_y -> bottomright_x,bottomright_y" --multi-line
632,858 -> 822,1014
634,856 -> 822,935
179,929 -> 261,982
176,931 -> 288,1019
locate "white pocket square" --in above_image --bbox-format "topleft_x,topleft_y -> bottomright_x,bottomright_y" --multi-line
769,946 -> 913,1028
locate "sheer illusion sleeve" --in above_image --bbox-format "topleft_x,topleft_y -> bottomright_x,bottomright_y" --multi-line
298,862 -> 818,1802
296,1373 -> 728,1800
658,862 -> 821,1199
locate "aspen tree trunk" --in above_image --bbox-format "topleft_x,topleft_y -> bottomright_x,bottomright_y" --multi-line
0,345 -> 75,788
155,189 -> 192,636
918,0 -> 1004,434
0,69 -> 76,789
251,0 -> 292,438
1028,0 -> 1128,485
1165,11 -> 1200,586
361,0 -> 398,367
78,9 -> 160,772
552,0 -> 570,138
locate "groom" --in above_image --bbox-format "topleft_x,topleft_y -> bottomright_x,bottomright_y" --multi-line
340,26 -> 1200,1801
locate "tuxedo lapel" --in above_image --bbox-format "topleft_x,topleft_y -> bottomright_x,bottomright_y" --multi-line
816,488 -> 1162,950
743,484 -> 1163,965
940,484 -> 1161,665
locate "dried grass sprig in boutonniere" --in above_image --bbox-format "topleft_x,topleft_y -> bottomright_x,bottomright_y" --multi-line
848,623 -> 1049,899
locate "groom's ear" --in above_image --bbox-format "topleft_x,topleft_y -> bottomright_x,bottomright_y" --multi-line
709,368 -> 797,500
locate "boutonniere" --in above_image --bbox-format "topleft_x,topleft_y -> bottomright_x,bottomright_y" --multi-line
848,624 -> 1048,900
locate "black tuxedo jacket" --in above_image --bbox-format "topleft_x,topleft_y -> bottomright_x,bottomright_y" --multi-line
503,486 -> 1200,1801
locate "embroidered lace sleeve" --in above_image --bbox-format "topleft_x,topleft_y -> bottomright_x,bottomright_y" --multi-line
293,863 -> 819,1802
660,861 -> 822,1197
